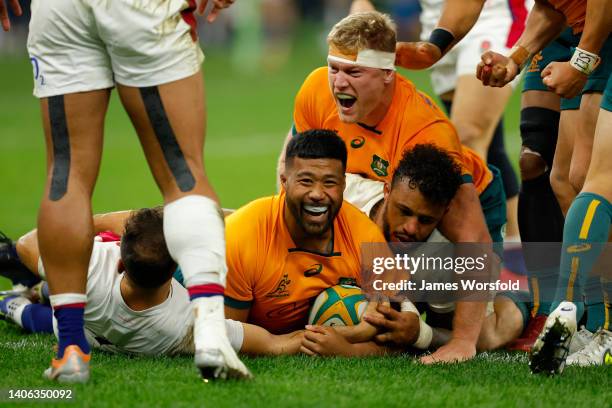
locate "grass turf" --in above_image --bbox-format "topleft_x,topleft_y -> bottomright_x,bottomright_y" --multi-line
0,321 -> 610,407
1,28 -> 605,408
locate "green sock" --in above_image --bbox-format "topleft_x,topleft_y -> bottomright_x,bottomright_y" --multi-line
550,193 -> 612,321
602,278 -> 612,331
585,302 -> 605,332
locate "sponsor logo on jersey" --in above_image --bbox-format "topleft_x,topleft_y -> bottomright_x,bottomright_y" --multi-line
566,243 -> 592,253
304,263 -> 323,277
371,154 -> 389,177
350,136 -> 366,148
266,274 -> 291,298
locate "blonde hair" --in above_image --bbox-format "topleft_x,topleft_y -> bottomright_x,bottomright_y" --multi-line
327,11 -> 396,55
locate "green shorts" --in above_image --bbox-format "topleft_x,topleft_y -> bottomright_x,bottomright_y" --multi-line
602,74 -> 612,112
479,165 -> 506,245
497,291 -> 532,332
523,29 -> 612,111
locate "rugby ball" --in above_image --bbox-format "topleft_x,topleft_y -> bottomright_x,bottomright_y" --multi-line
307,284 -> 367,326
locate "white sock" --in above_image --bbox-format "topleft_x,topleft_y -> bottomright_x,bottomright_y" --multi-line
164,195 -> 226,287
5,296 -> 32,328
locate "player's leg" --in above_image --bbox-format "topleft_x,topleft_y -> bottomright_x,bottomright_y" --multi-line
37,90 -> 109,382
27,0 -> 115,382
477,294 -> 525,351
450,75 -> 513,159
550,108 -> 580,215
98,0 -> 248,379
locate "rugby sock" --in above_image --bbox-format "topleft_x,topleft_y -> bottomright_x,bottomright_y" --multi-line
0,295 -> 31,327
21,304 -> 54,333
164,195 -> 227,320
487,117 -> 519,200
602,279 -> 612,330
519,171 -> 564,316
50,294 -> 90,358
585,302 -> 605,332
550,193 -> 612,321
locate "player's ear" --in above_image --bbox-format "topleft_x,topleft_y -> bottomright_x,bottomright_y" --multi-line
280,173 -> 288,190
383,182 -> 391,199
383,69 -> 394,84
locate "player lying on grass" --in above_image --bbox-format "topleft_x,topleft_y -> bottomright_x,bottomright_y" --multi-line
301,144 -> 527,359
0,207 -> 303,363
278,11 -> 508,363
224,129 -> 401,342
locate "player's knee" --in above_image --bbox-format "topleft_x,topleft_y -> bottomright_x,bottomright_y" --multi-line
569,166 -> 587,193
519,149 -> 547,181
454,120 -> 487,148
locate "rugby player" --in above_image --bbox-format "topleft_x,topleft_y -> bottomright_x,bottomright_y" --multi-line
278,11 -> 507,363
352,0 -> 526,258
2,0 -> 248,382
0,208 -> 303,363
224,129 -> 393,341
301,145 -> 526,358
477,0 -> 612,373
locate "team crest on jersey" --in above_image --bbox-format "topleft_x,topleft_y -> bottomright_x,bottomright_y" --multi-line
528,52 -> 543,73
304,263 -> 323,277
266,274 -> 291,298
350,136 -> 365,149
371,155 -> 389,177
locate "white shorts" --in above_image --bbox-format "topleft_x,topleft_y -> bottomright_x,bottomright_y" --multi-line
419,0 -> 531,95
27,0 -> 205,98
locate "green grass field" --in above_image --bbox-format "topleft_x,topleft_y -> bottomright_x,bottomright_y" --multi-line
1,31 -> 608,407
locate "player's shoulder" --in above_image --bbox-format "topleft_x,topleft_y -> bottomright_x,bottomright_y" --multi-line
337,200 -> 384,240
226,195 -> 282,239
303,66 -> 329,85
394,73 -> 448,122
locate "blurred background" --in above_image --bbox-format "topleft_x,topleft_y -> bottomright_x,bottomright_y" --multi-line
0,0 -> 522,239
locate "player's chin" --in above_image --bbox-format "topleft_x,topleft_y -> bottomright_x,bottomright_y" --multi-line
302,217 -> 332,237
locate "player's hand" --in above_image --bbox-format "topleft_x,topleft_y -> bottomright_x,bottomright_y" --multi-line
300,325 -> 354,357
395,41 -> 442,70
350,0 -> 376,14
0,0 -> 22,32
362,303 -> 420,346
420,338 -> 476,364
198,0 -> 235,23
541,61 -> 587,99
333,301 -> 383,342
476,51 -> 519,87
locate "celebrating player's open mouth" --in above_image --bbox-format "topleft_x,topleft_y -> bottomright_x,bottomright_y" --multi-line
301,203 -> 331,229
335,93 -> 357,114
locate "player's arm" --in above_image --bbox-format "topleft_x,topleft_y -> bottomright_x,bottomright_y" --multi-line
301,325 -> 398,357
541,0 -> 612,98
439,182 -> 491,243
240,323 -> 304,355
395,0 -> 485,70
477,0 -> 566,87
0,0 -> 22,32
93,210 -> 134,235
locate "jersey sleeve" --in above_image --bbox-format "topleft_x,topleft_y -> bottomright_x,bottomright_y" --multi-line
292,68 -> 327,133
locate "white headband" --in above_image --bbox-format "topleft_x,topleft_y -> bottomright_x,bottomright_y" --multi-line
327,48 -> 396,70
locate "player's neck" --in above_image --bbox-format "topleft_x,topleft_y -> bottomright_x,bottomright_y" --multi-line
360,81 -> 395,127
120,276 -> 171,312
284,208 -> 333,254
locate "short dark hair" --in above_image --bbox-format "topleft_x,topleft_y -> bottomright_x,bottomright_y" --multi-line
121,207 -> 177,289
285,129 -> 347,169
391,144 -> 462,207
